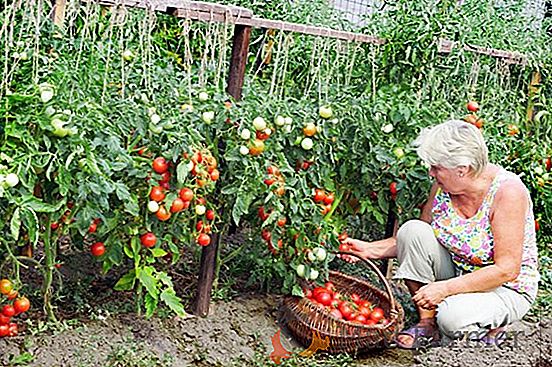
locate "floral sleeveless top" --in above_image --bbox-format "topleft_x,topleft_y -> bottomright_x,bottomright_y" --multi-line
431,168 -> 540,302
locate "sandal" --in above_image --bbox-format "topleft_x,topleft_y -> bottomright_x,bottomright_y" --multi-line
480,326 -> 507,346
395,320 -> 441,349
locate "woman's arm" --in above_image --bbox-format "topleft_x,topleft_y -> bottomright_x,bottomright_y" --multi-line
342,182 -> 439,261
413,180 -> 527,308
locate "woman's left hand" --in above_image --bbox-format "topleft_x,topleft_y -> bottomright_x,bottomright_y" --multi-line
412,281 -> 450,309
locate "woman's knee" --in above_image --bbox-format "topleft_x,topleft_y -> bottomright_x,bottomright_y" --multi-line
396,219 -> 434,253
436,297 -> 478,338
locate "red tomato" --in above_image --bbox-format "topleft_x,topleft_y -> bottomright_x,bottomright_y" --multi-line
196,197 -> 207,205
0,314 -> 10,325
267,166 -> 279,175
94,218 -> 102,225
365,319 -> 377,326
204,224 -> 212,234
535,219 -> 540,232
389,182 -> 398,195
160,182 -> 170,190
321,204 -> 332,215
339,243 -> 351,252
8,322 -> 17,336
256,130 -> 270,141
196,220 -> 204,232
354,314 -> 367,324
179,188 -> 194,202
90,242 -> 105,257
159,171 -> 171,184
304,289 -> 313,299
149,186 -> 165,202
338,302 -> 353,320
264,177 -> 276,186
261,229 -> 271,241
329,308 -> 343,320
258,206 -> 268,221
6,289 -> 17,301
316,291 -> 333,306
156,206 -> 171,221
152,157 -> 169,173
206,210 -> 215,221
0,325 -> 8,337
546,157 -> 551,171
140,232 -> 157,248
350,293 -> 361,304
210,169 -> 220,181
323,193 -> 335,205
2,305 -> 15,318
197,233 -> 210,246
324,282 -> 335,292
191,151 -> 202,164
359,306 -> 371,317
313,189 -> 326,203
50,222 -> 59,230
0,279 -> 13,295
277,217 -> 287,227
370,307 -> 385,322
330,299 -> 340,309
466,101 -> 480,112
170,198 -> 185,213
13,297 -> 30,314
88,222 -> 97,233
379,318 -> 390,325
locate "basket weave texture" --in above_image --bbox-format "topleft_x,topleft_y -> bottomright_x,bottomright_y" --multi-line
279,269 -> 404,354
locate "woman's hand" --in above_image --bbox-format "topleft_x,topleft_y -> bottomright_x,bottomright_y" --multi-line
339,238 -> 376,263
412,281 -> 450,309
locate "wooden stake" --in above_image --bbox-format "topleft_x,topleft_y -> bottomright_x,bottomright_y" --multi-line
51,0 -> 67,26
193,233 -> 219,317
380,205 -> 398,278
227,24 -> 251,101
527,71 -> 541,123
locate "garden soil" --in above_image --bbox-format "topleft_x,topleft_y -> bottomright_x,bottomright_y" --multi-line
0,294 -> 549,367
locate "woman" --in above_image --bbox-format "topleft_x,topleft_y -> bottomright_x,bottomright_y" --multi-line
344,120 -> 539,349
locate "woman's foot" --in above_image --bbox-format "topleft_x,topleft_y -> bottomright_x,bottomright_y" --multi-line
396,318 -> 440,349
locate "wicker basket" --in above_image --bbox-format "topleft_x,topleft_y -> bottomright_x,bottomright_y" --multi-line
279,252 -> 404,354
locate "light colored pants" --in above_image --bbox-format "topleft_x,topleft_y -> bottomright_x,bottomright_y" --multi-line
393,219 -> 532,338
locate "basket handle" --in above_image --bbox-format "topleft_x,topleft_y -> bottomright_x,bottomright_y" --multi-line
335,251 -> 399,317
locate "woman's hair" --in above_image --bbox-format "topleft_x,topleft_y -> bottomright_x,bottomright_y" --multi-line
413,120 -> 489,177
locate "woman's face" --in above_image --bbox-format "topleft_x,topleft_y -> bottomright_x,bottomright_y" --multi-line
429,165 -> 465,193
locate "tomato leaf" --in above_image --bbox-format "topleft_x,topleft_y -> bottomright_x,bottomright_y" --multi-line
10,207 -> 21,240
231,191 -> 253,225
114,270 -> 136,291
144,292 -> 158,318
176,161 -> 191,184
138,266 -> 159,299
160,289 -> 186,317
291,284 -> 304,297
55,165 -> 71,196
157,272 -> 174,288
21,196 -> 65,213
20,208 -> 39,246
150,248 -> 168,258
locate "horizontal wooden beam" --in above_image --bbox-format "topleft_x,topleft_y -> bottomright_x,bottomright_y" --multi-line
86,0 -> 527,64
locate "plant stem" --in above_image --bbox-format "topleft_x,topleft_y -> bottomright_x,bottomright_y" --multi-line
42,215 -> 58,323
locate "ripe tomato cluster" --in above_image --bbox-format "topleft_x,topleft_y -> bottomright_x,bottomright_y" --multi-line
464,100 -> 484,129
305,282 -> 388,326
313,188 -> 334,215
263,165 -> 285,196
258,206 -> 284,255
0,279 -> 31,338
147,149 -> 219,247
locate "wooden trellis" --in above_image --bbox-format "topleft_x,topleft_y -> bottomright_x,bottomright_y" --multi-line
50,0 -> 531,317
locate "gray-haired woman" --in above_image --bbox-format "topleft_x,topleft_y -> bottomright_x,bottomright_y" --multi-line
343,120 -> 539,349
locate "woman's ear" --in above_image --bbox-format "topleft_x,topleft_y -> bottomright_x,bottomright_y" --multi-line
456,165 -> 470,178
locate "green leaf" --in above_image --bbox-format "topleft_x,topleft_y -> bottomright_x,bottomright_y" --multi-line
232,191 -> 253,225
56,165 -> 71,196
158,272 -> 174,287
291,284 -> 304,297
176,161 -> 191,184
123,244 -> 134,259
150,248 -> 168,257
114,183 -> 131,201
22,196 -> 65,213
20,208 -> 39,246
144,292 -> 158,318
123,193 -> 140,216
160,289 -> 186,317
138,266 -> 159,299
114,270 -> 136,291
10,208 -> 21,240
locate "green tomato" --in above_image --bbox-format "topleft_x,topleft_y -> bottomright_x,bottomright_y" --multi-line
149,123 -> 163,134
309,269 -> 319,280
296,264 -> 306,278
53,128 -> 68,137
301,138 -> 314,150
313,247 -> 327,261
307,251 -> 317,262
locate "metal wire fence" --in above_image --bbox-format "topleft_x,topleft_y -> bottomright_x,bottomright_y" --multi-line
329,0 -> 380,27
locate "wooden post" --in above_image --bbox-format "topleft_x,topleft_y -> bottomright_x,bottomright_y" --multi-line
379,205 -> 398,277
226,24 -> 252,101
193,233 -> 219,317
51,0 -> 67,26
526,71 -> 541,123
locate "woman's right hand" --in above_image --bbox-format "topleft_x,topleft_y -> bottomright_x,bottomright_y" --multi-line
339,238 -> 375,263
